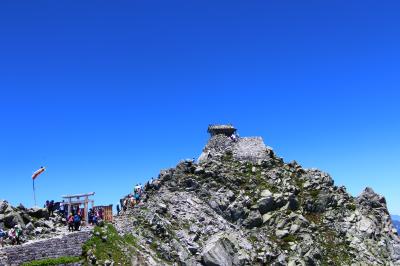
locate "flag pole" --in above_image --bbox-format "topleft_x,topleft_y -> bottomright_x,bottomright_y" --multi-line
33,178 -> 37,208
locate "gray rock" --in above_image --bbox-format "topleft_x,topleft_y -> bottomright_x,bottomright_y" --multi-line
27,208 -> 49,219
202,234 -> 240,266
25,222 -> 35,232
0,200 -> 9,213
243,211 -> 262,229
275,229 -> 289,239
257,196 -> 275,214
3,211 -> 25,228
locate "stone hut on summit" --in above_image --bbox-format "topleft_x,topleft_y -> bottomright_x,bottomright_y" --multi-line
199,124 -> 272,163
207,124 -> 237,137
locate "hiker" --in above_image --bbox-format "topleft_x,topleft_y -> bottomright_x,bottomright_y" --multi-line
134,191 -> 141,204
98,208 -> 104,220
8,227 -> 19,245
230,133 -> 237,142
0,227 -> 6,247
88,209 -> 94,225
116,204 -> 120,216
48,200 -> 54,216
73,213 -> 82,231
134,183 -> 140,194
122,198 -> 128,211
60,200 -> 65,215
129,195 -> 136,207
93,213 -> 98,226
45,200 -> 49,209
15,225 -> 22,245
68,213 -> 74,231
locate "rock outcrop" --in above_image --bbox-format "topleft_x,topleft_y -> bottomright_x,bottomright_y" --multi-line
0,200 -> 67,246
111,128 -> 400,265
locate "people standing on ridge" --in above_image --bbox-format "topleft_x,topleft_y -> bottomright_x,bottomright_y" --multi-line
60,200 -> 65,216
134,183 -> 140,194
48,200 -> 54,216
8,227 -> 16,245
88,208 -> 94,225
68,213 -> 74,232
8,226 -> 21,245
15,225 -> 22,245
0,227 -> 6,247
73,212 -> 82,231
134,191 -> 141,204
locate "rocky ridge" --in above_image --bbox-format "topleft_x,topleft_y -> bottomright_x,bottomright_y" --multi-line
110,132 -> 400,265
0,200 -> 68,245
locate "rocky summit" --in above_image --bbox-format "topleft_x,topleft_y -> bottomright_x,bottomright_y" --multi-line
109,128 -> 400,265
2,126 -> 399,265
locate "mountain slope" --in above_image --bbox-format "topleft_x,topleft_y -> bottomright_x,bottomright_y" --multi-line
107,132 -> 400,265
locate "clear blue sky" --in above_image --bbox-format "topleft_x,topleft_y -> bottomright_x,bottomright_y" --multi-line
0,1 -> 399,214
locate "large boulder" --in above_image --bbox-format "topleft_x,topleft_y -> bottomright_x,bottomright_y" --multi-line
201,234 -> 242,266
258,196 -> 276,214
0,200 -> 9,213
27,208 -> 49,219
243,211 -> 262,229
3,210 -> 25,228
0,201 -> 13,214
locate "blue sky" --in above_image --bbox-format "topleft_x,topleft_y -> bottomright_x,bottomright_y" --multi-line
0,1 -> 399,214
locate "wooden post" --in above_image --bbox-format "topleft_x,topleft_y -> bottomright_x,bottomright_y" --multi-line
84,196 -> 89,224
68,198 -> 72,216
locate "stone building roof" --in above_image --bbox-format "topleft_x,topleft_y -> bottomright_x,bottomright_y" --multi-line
207,124 -> 237,137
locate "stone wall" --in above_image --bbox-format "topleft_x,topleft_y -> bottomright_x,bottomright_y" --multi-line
232,137 -> 270,162
0,231 -> 91,266
198,135 -> 271,163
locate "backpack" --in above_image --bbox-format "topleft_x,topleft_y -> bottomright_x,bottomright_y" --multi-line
74,215 -> 81,223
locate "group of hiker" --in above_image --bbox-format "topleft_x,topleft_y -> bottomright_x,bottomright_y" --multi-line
67,209 -> 83,232
0,225 -> 22,247
66,206 -> 105,231
0,177 -> 157,249
88,208 -> 104,226
121,183 -> 144,211
44,200 -> 56,216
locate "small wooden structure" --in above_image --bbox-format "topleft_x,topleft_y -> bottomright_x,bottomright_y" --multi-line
208,124 -> 237,137
93,205 -> 113,222
62,192 -> 95,223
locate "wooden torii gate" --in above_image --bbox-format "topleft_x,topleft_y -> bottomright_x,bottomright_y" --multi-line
62,192 -> 95,223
